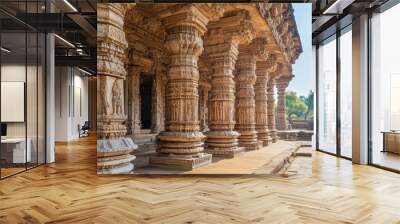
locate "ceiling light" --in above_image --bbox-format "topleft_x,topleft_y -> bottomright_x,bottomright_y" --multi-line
78,67 -> 93,76
322,0 -> 355,15
54,34 -> 75,48
1,47 -> 11,53
63,0 -> 78,12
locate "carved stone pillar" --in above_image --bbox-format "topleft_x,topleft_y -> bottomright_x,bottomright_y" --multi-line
255,57 -> 277,146
198,84 -> 210,132
235,38 -> 268,151
150,49 -> 167,134
127,66 -> 142,135
204,10 -> 254,157
97,3 -> 137,174
151,6 -> 214,170
276,78 -> 290,130
267,78 -> 278,143
205,42 -> 242,156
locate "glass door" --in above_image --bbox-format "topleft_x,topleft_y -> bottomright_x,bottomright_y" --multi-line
317,35 -> 337,154
339,27 -> 353,158
370,3 -> 400,171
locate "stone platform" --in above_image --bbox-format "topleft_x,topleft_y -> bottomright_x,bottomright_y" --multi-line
134,140 -> 309,175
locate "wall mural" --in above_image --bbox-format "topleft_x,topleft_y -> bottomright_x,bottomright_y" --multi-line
97,3 -> 312,175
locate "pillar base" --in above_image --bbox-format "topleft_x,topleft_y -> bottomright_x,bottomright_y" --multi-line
237,130 -> 261,151
97,137 -> 138,174
205,147 -> 244,158
150,153 -> 212,170
270,130 -> 278,143
97,162 -> 135,174
206,130 -> 242,158
257,130 -> 272,146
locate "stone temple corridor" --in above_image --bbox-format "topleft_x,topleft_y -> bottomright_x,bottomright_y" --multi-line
96,3 -> 304,174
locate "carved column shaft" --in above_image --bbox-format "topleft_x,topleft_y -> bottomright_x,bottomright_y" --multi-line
97,3 -> 137,174
152,8 -> 213,170
127,67 -> 141,135
205,42 -> 242,156
254,61 -> 272,146
267,78 -> 278,142
151,71 -> 166,133
276,79 -> 289,130
235,46 -> 259,150
199,84 -> 210,132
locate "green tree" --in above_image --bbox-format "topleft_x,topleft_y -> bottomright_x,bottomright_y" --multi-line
285,91 -> 307,121
303,91 -> 314,121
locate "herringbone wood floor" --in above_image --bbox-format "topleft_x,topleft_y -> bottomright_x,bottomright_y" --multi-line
1,136 -> 400,224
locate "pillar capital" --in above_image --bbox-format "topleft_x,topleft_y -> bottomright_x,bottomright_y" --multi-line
256,54 -> 278,79
206,9 -> 255,46
97,4 -> 129,79
276,77 -> 290,90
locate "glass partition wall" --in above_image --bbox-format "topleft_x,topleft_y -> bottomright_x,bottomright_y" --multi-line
0,2 -> 46,179
316,27 -> 353,159
339,27 -> 353,159
370,3 -> 400,171
317,35 -> 337,155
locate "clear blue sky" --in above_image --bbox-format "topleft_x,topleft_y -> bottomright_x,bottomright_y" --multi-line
287,4 -> 313,97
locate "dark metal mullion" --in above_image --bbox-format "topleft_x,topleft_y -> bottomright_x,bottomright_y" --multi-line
36,0 -> 39,168
336,29 -> 341,157
25,0 -> 28,171
43,0 -> 48,165
316,45 -> 320,150
367,10 -> 373,165
44,34 -> 47,164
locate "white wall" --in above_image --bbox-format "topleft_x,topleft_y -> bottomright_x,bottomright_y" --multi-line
1,64 -> 29,138
54,67 -> 89,141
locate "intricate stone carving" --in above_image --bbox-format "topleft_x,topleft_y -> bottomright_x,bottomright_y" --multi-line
234,38 -> 268,151
255,55 -> 278,146
276,77 -> 290,130
202,10 -> 256,157
256,3 -> 302,69
98,3 -> 304,172
267,77 -> 278,143
97,3 -> 137,174
151,6 -> 216,170
112,79 -> 123,115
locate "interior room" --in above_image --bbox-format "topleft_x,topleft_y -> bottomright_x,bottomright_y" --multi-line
0,0 -> 400,223
0,7 -> 46,178
0,0 -> 96,179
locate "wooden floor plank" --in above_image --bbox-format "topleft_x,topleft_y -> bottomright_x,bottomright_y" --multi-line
1,136 -> 400,223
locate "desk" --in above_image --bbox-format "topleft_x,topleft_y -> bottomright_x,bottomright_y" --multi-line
382,131 -> 400,154
1,138 -> 31,164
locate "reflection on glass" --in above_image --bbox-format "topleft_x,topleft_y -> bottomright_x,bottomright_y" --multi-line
0,1 -> 46,178
340,29 -> 352,158
318,37 -> 337,154
1,31 -> 27,177
27,31 -> 38,169
38,33 -> 46,165
371,4 -> 400,171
